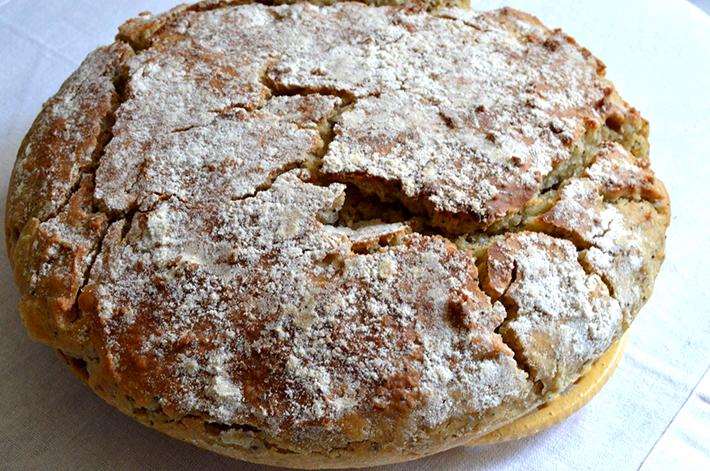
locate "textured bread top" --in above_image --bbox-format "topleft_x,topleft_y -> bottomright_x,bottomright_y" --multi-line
6,1 -> 669,462
97,2 -> 608,226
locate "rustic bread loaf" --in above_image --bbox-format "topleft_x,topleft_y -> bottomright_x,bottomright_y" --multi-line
5,1 -> 669,468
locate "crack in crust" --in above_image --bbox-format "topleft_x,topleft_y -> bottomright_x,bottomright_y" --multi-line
6,42 -> 135,356
5,43 -> 133,254
6,1 -> 669,468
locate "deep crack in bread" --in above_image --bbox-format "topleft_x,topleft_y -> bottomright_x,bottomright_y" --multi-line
5,1 -> 669,468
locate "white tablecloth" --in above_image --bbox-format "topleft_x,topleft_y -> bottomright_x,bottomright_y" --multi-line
1,1 -> 708,469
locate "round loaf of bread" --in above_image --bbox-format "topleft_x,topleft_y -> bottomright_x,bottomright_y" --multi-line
5,1 -> 669,468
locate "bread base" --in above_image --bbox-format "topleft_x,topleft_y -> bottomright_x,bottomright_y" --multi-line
56,333 -> 627,467
470,332 -> 628,446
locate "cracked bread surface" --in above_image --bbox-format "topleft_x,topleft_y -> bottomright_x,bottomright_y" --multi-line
5,0 -> 669,468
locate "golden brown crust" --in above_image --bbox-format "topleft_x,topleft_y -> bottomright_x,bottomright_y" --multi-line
5,43 -> 132,255
7,1 -> 669,468
11,176 -> 107,355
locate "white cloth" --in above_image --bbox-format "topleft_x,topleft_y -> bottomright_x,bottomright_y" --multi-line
0,1 -> 708,469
